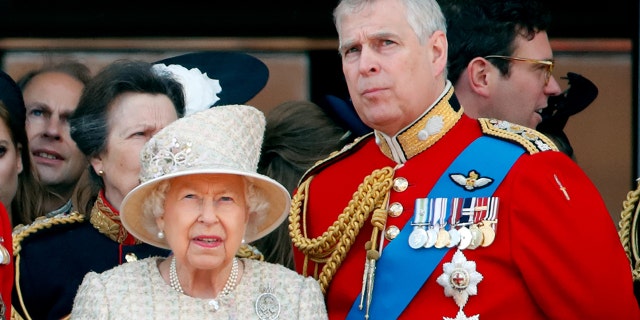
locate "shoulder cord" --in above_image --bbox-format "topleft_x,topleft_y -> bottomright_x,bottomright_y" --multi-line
619,180 -> 640,281
289,166 -> 394,293
12,213 -> 85,320
12,213 -> 85,255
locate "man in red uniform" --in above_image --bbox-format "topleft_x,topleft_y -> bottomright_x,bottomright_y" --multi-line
289,0 -> 640,318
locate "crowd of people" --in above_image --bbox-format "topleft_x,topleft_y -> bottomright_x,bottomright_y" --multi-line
0,0 -> 638,319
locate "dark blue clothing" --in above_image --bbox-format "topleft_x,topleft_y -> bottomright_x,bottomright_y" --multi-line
12,212 -> 170,320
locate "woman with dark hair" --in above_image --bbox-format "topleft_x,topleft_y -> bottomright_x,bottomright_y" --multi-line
255,100 -> 354,269
0,71 -> 45,227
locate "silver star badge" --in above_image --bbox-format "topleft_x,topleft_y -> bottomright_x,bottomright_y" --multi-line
444,309 -> 480,320
437,249 -> 483,308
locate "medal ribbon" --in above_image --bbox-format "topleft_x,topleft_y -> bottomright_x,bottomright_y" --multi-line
414,198 -> 427,227
347,135 -> 524,320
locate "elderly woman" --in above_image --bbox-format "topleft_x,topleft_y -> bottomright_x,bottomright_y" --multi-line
12,52 -> 271,320
71,105 -> 327,319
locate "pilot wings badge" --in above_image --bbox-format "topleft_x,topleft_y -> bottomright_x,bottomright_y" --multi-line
449,170 -> 493,191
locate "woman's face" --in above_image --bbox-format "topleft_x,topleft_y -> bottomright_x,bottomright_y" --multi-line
90,93 -> 178,211
158,174 -> 249,272
0,119 -> 22,211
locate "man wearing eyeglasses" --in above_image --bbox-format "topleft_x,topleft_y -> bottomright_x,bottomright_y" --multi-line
441,0 -> 563,130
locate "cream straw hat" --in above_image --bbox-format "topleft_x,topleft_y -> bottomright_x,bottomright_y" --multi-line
120,104 -> 290,249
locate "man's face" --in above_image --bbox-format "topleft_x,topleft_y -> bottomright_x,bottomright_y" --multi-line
486,32 -> 563,128
337,0 -> 447,136
23,71 -> 87,191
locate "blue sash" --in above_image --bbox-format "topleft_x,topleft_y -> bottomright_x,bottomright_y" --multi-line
347,136 -> 524,319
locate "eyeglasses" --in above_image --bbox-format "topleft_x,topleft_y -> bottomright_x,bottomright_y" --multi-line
484,55 -> 555,85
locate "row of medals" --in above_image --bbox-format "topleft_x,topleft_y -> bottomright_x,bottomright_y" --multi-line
408,220 -> 496,250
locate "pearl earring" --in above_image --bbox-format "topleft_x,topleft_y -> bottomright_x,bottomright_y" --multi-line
98,170 -> 104,176
157,231 -> 165,239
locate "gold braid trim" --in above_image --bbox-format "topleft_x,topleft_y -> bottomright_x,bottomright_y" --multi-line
12,212 -> 85,255
289,166 -> 394,294
619,179 -> 640,281
479,118 -> 558,154
11,212 -> 85,320
89,194 -> 142,244
385,88 -> 460,160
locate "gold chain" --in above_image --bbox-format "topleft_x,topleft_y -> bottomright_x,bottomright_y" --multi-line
289,166 -> 394,293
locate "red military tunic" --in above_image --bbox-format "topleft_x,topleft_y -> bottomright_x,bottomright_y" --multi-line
0,202 -> 11,319
291,86 -> 639,319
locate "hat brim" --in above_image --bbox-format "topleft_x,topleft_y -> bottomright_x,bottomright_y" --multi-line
321,95 -> 372,136
120,169 -> 290,250
155,51 -> 269,106
0,70 -> 26,125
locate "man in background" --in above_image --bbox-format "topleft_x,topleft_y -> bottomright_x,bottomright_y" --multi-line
17,60 -> 91,219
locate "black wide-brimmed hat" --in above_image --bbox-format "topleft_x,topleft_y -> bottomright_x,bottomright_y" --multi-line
155,51 -> 269,110
320,94 -> 372,137
0,70 -> 26,131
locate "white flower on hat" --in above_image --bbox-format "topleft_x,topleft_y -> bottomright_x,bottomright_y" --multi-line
152,63 -> 222,116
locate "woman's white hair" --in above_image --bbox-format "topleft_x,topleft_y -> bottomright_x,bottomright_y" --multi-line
140,176 -> 270,236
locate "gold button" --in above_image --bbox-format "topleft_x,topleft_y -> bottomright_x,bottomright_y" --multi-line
393,177 -> 409,192
385,225 -> 400,240
388,202 -> 403,217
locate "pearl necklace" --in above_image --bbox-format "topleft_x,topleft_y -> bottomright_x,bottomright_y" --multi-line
169,256 -> 239,298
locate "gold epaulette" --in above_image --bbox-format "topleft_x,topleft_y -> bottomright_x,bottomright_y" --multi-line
12,212 -> 86,255
619,178 -> 640,281
299,132 -> 374,183
479,118 -> 558,154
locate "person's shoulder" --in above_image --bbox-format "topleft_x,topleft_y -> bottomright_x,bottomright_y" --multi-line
12,212 -> 87,252
106,256 -> 157,273
300,132 -> 375,180
242,258 -> 308,280
88,257 -> 158,284
478,118 -> 558,155
242,259 -> 322,297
